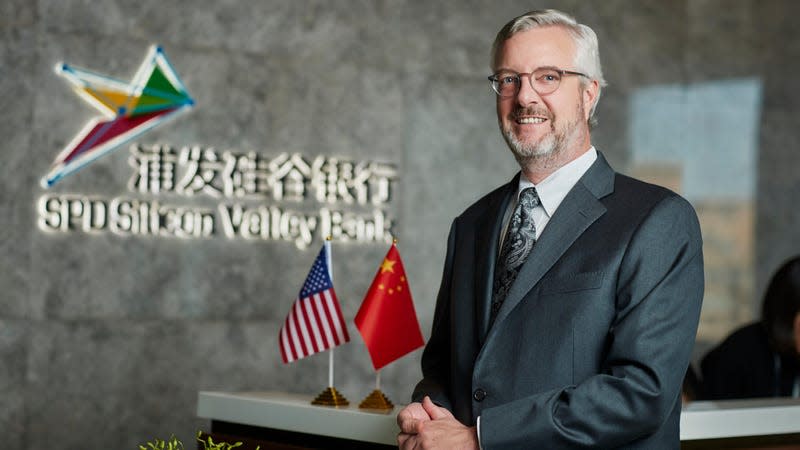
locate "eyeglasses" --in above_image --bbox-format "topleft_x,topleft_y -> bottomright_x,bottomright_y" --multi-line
488,67 -> 589,97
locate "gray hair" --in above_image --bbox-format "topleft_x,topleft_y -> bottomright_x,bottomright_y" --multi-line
490,9 -> 607,128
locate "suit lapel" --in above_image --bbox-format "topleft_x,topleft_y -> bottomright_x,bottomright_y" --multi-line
487,153 -> 616,335
474,175 -> 517,343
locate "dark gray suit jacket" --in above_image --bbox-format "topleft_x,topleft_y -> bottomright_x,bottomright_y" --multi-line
413,153 -> 704,449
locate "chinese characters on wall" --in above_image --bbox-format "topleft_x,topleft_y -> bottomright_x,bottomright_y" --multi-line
38,143 -> 398,249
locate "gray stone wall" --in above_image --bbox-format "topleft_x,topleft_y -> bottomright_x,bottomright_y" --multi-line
2,1 -> 799,448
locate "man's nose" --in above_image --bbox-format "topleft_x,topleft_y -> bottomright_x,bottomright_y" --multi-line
516,74 -> 541,106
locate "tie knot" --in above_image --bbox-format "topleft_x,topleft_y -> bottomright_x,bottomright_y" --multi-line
519,187 -> 539,209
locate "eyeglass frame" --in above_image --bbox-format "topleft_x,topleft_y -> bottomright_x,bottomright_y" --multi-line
488,67 -> 589,97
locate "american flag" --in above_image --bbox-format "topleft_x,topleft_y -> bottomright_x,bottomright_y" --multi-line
279,241 -> 350,364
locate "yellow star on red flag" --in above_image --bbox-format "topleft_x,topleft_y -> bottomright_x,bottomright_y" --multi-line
380,258 -> 396,273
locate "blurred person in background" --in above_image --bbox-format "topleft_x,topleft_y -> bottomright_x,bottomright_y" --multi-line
701,256 -> 800,399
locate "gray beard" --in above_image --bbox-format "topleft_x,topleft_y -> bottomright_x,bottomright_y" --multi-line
502,125 -> 561,165
501,106 -> 586,169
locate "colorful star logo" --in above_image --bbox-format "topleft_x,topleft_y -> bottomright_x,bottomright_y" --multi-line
42,45 -> 194,188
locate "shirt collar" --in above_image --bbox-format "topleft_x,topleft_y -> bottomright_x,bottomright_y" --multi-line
517,146 -> 598,217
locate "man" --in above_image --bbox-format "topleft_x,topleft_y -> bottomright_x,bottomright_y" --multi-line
397,9 -> 704,449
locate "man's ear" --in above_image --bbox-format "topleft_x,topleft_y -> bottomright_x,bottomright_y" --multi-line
582,79 -> 600,121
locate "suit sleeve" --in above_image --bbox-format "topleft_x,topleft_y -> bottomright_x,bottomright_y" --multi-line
480,195 -> 705,448
411,220 -> 457,411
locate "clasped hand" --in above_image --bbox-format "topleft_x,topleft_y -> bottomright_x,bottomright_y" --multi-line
396,396 -> 478,450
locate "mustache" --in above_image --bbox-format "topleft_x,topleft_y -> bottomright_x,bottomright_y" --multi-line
510,107 -> 553,121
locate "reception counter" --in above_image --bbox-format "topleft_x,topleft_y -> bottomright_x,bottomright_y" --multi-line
197,391 -> 800,449
197,391 -> 397,449
680,397 -> 800,449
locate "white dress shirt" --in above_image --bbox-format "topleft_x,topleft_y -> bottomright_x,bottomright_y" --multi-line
499,146 -> 598,249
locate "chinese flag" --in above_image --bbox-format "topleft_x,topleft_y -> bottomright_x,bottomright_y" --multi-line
355,242 -> 425,371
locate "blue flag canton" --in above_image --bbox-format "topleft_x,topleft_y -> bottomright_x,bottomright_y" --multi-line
299,247 -> 334,298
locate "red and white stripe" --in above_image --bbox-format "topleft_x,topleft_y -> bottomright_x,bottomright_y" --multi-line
279,288 -> 349,363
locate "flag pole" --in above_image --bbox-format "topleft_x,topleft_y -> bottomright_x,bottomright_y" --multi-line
376,369 -> 381,391
329,348 -> 334,387
327,236 -> 335,388
311,237 -> 349,408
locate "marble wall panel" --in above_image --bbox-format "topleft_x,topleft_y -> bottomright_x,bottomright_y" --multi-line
1,27 -> 37,319
0,321 -> 26,449
23,321 -> 234,447
687,0 -> 761,82
38,0 -> 374,64
0,0 -> 36,28
31,235 -> 189,319
0,28 -> 37,185
595,0 -> 688,90
25,385 -> 205,449
0,321 -> 27,393
342,2 -> 440,76
0,389 -> 24,450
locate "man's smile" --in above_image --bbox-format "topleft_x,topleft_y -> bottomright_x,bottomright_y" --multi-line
516,116 -> 548,124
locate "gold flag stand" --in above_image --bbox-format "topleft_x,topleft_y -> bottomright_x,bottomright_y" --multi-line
358,389 -> 394,411
311,386 -> 350,407
358,370 -> 394,411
